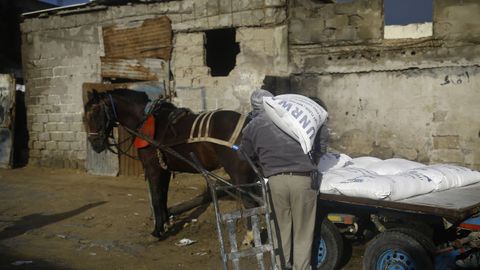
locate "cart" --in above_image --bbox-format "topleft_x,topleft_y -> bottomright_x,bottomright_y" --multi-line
313,181 -> 480,270
122,127 -> 480,269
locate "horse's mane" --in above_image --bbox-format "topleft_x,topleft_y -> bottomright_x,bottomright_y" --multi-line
109,89 -> 150,104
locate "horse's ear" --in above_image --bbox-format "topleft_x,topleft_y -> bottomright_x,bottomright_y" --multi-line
88,89 -> 99,102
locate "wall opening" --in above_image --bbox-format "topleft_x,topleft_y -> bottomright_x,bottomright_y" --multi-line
384,0 -> 433,39
205,28 -> 240,77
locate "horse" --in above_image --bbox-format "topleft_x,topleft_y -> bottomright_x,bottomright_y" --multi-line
83,89 -> 256,239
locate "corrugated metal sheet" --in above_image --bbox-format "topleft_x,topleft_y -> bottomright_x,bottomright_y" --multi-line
100,57 -> 168,81
86,141 -> 119,176
0,74 -> 15,169
102,16 -> 172,60
118,126 -> 143,177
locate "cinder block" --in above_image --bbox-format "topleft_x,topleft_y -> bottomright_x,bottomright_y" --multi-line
48,113 -> 63,122
33,141 -> 45,150
70,122 -> 84,132
57,122 -> 70,131
38,132 -> 50,141
219,0 -> 232,13
58,142 -> 70,150
207,0 -> 219,16
28,105 -> 42,114
51,132 -> 62,141
30,149 -> 41,158
46,141 -> 57,150
433,135 -> 460,149
431,149 -> 464,164
76,150 -> 87,160
62,132 -> 76,142
45,123 -> 57,131
34,114 -> 49,123
31,123 -> 44,132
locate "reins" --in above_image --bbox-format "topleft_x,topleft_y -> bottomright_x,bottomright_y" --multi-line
103,94 -> 140,160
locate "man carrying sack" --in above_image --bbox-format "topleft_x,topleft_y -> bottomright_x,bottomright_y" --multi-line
239,89 -> 328,270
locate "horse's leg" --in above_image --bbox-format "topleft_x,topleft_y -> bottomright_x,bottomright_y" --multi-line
216,146 -> 259,246
139,147 -> 171,239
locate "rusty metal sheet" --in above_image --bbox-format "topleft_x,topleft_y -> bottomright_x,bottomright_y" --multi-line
0,74 -> 15,169
100,57 -> 168,81
118,126 -> 143,177
82,81 -> 166,104
102,16 -> 172,60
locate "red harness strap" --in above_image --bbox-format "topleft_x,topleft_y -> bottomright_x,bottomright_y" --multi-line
134,115 -> 155,149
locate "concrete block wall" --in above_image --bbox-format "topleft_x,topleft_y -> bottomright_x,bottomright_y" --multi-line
173,25 -> 288,112
434,0 -> 480,41
291,66 -> 480,170
287,0 -> 480,169
289,0 -> 383,45
21,0 -> 288,169
21,25 -> 102,169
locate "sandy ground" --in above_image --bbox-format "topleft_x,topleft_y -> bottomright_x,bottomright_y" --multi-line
0,167 -> 363,270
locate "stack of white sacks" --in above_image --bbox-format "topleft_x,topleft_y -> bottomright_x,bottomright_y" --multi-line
318,153 -> 480,201
260,93 -> 480,201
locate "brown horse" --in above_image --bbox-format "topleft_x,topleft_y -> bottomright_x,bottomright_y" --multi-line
84,89 -> 256,238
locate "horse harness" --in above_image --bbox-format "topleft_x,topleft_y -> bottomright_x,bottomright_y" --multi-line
187,111 -> 247,148
101,94 -> 247,167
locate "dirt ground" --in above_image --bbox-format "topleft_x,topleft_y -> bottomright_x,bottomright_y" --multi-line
0,167 -> 363,270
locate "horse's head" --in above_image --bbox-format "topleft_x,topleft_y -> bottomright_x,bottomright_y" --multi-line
84,90 -> 116,153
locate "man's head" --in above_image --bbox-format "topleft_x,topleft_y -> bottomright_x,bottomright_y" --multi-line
250,89 -> 273,111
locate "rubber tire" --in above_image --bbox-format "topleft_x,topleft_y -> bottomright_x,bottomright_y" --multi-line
387,227 -> 436,257
363,230 -> 434,270
313,219 -> 344,270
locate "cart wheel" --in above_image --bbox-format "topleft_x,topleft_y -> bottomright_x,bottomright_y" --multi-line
363,230 -> 434,270
312,219 -> 343,270
387,227 -> 436,256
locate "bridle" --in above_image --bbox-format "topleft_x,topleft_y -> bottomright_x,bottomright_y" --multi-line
87,93 -> 138,160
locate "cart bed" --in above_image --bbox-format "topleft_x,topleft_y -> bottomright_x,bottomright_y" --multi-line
319,181 -> 480,222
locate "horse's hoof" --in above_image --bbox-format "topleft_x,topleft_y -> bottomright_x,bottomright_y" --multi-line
151,230 -> 167,240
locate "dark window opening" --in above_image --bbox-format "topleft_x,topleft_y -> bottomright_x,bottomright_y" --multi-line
205,28 -> 240,77
384,0 -> 432,26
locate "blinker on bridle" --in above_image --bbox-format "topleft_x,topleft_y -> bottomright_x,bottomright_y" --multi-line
88,93 -> 139,160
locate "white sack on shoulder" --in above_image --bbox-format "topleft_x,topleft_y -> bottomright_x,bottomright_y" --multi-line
332,175 -> 392,200
346,156 -> 383,169
263,94 -> 328,154
409,165 -> 480,191
317,152 -> 352,172
321,167 -> 377,194
366,158 -> 426,175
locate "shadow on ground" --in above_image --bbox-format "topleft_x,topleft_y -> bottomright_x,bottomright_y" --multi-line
0,201 -> 106,241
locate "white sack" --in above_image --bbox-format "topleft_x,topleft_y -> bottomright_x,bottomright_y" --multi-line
346,156 -> 383,169
263,94 -> 328,154
332,175 -> 392,200
321,167 -> 378,194
317,152 -> 352,172
408,165 -> 480,191
366,158 -> 426,175
387,171 -> 436,200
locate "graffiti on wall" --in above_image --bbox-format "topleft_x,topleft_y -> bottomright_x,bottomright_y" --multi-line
440,71 -> 470,86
